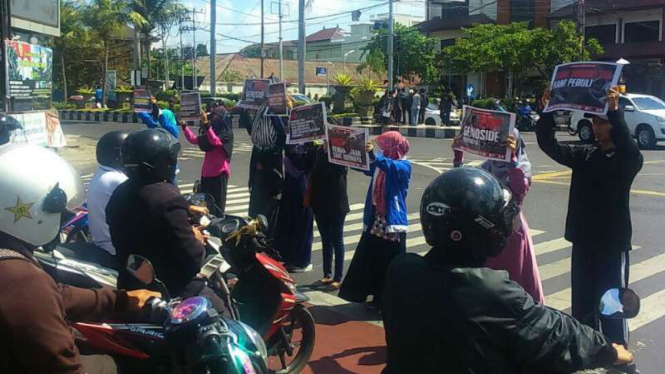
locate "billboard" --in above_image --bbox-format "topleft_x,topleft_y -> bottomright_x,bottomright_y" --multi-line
5,41 -> 53,103
10,0 -> 61,37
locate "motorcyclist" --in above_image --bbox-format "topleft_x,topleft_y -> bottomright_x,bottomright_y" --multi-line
0,144 -> 159,374
0,112 -> 21,145
518,100 -> 532,118
87,131 -> 129,267
106,129 -> 209,299
382,167 -> 634,374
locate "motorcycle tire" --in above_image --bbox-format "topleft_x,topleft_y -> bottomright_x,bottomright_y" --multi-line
271,304 -> 316,374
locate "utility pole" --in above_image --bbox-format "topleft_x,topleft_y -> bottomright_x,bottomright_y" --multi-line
278,0 -> 284,80
261,0 -> 265,78
298,0 -> 306,93
0,0 -> 11,111
210,0 -> 217,94
576,0 -> 586,58
387,0 -> 394,91
191,8 -> 197,91
179,15 -> 185,90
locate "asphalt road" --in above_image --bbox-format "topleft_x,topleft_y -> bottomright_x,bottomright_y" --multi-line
61,120 -> 665,373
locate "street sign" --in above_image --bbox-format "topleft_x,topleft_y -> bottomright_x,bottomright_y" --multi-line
316,67 -> 328,76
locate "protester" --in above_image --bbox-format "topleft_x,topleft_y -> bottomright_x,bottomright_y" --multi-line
393,89 -> 402,125
137,99 -> 179,139
180,107 -> 234,212
440,88 -> 453,126
452,129 -> 544,303
0,144 -> 159,374
536,87 -> 643,345
87,131 -> 129,268
95,86 -> 103,108
382,167 -> 634,374
274,143 -> 314,273
339,131 -> 411,309
379,90 -> 393,125
400,88 -> 409,124
245,100 -> 288,239
304,141 -> 350,290
410,89 -> 421,125
406,89 -> 414,125
418,89 -> 428,125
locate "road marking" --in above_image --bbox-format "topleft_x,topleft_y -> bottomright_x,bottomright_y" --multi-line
339,223 -> 423,257
533,179 -> 665,197
629,288 -> 665,331
226,192 -> 250,199
535,238 -> 571,256
225,197 -> 250,205
538,245 -> 639,282
313,212 -> 420,238
532,170 -> 572,181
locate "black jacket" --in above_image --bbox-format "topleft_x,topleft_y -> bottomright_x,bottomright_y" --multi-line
305,146 -> 350,217
382,252 -> 618,374
536,110 -> 643,251
107,180 -> 205,296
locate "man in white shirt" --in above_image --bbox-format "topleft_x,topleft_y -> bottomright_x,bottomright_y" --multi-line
87,131 -> 129,267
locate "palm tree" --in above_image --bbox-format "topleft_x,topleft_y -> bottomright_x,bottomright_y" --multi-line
153,3 -> 187,85
54,0 -> 88,100
85,0 -> 144,105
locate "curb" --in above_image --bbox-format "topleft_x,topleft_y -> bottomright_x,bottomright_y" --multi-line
353,124 -> 461,139
59,110 -> 243,129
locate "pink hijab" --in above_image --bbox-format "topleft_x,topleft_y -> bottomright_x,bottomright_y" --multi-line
373,131 -> 410,216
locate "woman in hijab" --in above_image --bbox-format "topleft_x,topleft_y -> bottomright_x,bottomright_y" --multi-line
180,106 -> 234,213
339,131 -> 412,309
452,129 -> 544,303
273,143 -> 315,273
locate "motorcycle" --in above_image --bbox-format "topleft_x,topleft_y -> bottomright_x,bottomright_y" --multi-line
73,254 -> 269,374
598,287 -> 641,374
517,112 -> 539,132
59,202 -> 91,244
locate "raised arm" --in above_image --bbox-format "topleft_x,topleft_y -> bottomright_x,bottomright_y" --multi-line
536,111 -> 587,169
606,89 -> 643,178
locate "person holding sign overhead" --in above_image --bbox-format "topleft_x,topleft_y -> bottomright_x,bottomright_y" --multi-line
339,131 -> 411,309
536,87 -> 643,345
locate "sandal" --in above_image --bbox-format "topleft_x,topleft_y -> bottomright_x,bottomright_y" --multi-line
324,282 -> 341,292
312,278 -> 333,287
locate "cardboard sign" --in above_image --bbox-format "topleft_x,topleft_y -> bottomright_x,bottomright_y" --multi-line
455,105 -> 515,162
238,79 -> 270,109
9,110 -> 66,148
545,61 -> 623,115
180,91 -> 202,123
326,124 -> 370,171
287,102 -> 328,144
268,82 -> 288,115
133,86 -> 152,113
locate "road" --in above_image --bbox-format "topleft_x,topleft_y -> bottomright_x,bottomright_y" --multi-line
60,121 -> 665,374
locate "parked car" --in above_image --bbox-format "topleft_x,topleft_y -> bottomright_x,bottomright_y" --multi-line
291,93 -> 315,104
569,93 -> 665,149
424,103 -> 460,126
201,97 -> 236,109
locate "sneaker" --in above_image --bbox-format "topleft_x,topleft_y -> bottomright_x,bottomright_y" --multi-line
289,264 -> 313,273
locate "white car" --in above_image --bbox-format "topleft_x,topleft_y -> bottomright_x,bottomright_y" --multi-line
569,93 -> 665,149
424,103 -> 460,126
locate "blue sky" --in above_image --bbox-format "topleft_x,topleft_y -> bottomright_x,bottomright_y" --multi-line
170,0 -> 426,53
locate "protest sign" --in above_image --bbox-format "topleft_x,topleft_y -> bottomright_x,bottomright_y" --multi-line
544,61 -> 623,115
133,86 -> 152,113
455,105 -> 515,162
268,82 -> 288,115
326,124 -> 370,171
180,91 -> 202,122
238,79 -> 270,109
9,110 -> 67,148
287,102 -> 327,144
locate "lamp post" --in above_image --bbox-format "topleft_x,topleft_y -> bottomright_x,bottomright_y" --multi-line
343,50 -> 355,74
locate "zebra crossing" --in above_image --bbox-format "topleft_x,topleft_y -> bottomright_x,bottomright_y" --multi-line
179,141 -> 254,161
76,175 -> 665,333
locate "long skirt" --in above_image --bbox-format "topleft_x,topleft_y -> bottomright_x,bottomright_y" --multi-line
339,230 -> 406,304
273,173 -> 314,268
484,212 -> 544,303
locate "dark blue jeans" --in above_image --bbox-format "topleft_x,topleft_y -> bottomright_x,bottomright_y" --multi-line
315,213 -> 346,282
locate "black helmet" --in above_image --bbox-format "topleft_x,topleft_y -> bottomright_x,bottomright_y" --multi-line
0,113 -> 22,145
420,167 -> 519,262
96,131 -> 129,168
122,129 -> 180,184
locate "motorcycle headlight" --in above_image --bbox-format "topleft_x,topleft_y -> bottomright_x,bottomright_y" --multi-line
169,296 -> 211,325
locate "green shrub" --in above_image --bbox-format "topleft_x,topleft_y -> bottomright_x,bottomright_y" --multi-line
53,102 -> 76,110
319,95 -> 333,107
330,112 -> 358,119
115,85 -> 134,93
77,87 -> 94,95
470,99 -> 495,109
220,93 -> 240,102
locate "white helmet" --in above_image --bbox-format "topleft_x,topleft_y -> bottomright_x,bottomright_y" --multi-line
0,144 -> 85,246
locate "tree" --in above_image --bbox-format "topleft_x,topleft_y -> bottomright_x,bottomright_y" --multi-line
361,23 -> 439,83
442,20 -> 603,96
153,2 -> 187,85
240,44 -> 262,59
221,70 -> 243,82
356,50 -> 386,77
196,43 -> 209,57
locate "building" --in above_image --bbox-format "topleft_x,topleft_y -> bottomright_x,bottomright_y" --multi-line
370,12 -> 425,27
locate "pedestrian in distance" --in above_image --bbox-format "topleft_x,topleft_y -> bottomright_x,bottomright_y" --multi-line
95,86 -> 103,108
400,88 -> 409,124
393,89 -> 402,125
339,131 -> 411,309
180,106 -> 234,213
536,86 -> 643,345
379,90 -> 393,125
406,89 -> 414,125
440,87 -> 453,126
410,89 -> 421,125
452,129 -> 545,303
418,89 -> 428,125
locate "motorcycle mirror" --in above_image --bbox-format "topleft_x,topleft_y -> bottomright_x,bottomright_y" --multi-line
126,255 -> 156,286
256,214 -> 269,232
599,288 -> 641,319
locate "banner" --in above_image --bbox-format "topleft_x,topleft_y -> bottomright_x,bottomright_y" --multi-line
455,105 -> 515,162
5,40 -> 53,100
105,70 -> 117,101
287,102 -> 327,144
238,79 -> 270,109
268,82 -> 288,115
544,61 -> 623,115
133,86 -> 152,113
180,92 -> 202,123
9,110 -> 66,148
326,124 -> 370,171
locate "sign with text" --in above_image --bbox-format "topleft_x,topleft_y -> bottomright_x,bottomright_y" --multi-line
105,70 -> 117,101
455,105 -> 515,162
287,102 -> 327,144
133,86 -> 152,113
268,82 -> 288,115
545,61 -> 623,115
6,40 -> 53,101
326,124 -> 370,171
9,110 -> 67,148
238,79 -> 270,109
180,91 -> 202,123
316,67 -> 328,76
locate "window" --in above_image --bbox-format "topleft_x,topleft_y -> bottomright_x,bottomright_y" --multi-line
510,0 -> 534,24
624,21 -> 660,43
633,97 -> 665,111
585,24 -> 616,45
440,39 -> 456,50
619,98 -> 632,111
